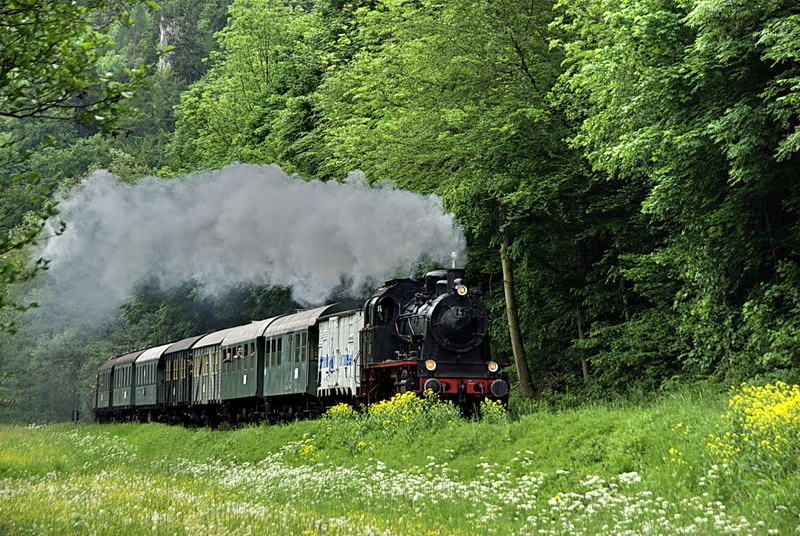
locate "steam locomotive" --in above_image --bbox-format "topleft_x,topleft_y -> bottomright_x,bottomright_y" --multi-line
92,269 -> 509,424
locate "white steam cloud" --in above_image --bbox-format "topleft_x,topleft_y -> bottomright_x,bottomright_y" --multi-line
42,164 -> 466,309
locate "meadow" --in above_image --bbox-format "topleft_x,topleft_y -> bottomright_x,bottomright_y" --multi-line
1,386 -> 799,535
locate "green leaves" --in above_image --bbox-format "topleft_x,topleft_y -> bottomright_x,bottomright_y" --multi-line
0,0 -> 150,134
554,0 -> 800,381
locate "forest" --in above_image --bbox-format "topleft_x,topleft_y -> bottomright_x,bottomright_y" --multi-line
1,0 -> 800,422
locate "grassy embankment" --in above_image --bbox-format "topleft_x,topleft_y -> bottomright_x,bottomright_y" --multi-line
1,386 -> 799,535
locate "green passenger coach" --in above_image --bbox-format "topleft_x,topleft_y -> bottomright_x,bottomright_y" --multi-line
133,343 -> 171,420
193,326 -> 238,407
93,356 -> 117,419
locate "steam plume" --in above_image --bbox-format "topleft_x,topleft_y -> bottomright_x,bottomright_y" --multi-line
42,164 -> 466,310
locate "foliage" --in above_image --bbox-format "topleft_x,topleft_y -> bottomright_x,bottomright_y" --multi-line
318,391 -> 462,452
168,0 -> 315,169
7,0 -> 800,414
478,397 -> 510,425
0,0 -> 158,333
0,0 -> 148,130
553,0 -> 800,383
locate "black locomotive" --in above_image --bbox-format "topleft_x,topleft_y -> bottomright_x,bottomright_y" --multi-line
361,269 -> 508,404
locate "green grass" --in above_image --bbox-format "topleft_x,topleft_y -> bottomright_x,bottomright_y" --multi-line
0,388 -> 798,535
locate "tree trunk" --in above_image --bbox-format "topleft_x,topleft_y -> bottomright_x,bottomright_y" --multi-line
577,313 -> 590,380
500,236 -> 534,398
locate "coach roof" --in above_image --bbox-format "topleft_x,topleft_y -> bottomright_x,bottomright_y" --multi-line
135,343 -> 172,365
97,356 -> 118,372
221,316 -> 283,346
263,303 -> 358,337
195,326 -> 239,349
115,349 -> 146,366
164,335 -> 204,355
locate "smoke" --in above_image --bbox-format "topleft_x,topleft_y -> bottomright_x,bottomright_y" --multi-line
41,164 -> 466,312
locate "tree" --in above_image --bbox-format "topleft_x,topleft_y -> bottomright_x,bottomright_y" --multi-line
1,0 -> 148,129
168,0 -> 313,169
0,0 -> 150,329
554,0 -> 800,379
314,0 -> 580,396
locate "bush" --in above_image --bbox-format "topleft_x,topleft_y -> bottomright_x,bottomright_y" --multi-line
706,381 -> 800,479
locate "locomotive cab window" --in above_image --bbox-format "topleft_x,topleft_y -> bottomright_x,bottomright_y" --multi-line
371,297 -> 396,326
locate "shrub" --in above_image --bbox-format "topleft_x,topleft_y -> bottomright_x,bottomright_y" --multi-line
316,391 -> 462,454
706,381 -> 800,478
479,397 -> 509,424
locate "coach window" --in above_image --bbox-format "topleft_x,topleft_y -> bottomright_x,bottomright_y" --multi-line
295,332 -> 306,362
277,338 -> 283,366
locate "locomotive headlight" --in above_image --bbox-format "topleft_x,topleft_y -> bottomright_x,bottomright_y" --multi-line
425,359 -> 437,371
487,361 -> 499,372
456,284 -> 468,296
